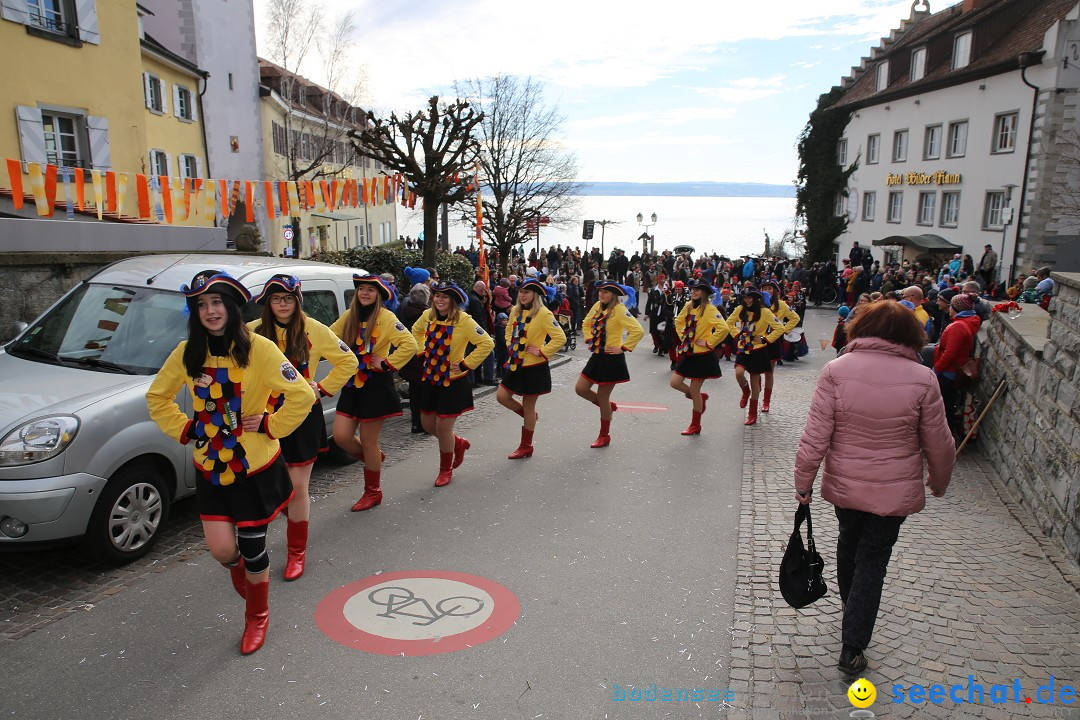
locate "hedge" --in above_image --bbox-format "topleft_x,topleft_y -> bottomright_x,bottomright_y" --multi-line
317,247 -> 476,292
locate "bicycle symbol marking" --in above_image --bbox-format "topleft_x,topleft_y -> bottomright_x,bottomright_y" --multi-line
368,586 -> 485,627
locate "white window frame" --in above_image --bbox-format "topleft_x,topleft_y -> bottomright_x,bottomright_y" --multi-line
888,191 -> 903,223
143,72 -> 167,115
910,47 -> 927,81
837,138 -> 848,166
984,191 -> 1006,230
947,121 -> 968,158
876,61 -> 890,92
992,112 -> 1019,154
41,109 -> 87,168
917,191 -> 937,226
179,153 -> 199,180
867,134 -> 880,164
834,192 -> 849,218
863,191 -> 877,221
149,149 -> 169,178
26,0 -> 67,33
953,31 -> 973,70
941,191 -> 960,227
924,124 -> 942,160
173,84 -> 196,122
892,129 -> 909,162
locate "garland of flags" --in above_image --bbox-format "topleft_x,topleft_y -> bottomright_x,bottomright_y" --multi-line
0,160 -> 464,225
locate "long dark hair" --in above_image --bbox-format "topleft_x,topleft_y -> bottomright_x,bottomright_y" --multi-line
256,298 -> 308,366
183,294 -> 251,377
741,293 -> 762,325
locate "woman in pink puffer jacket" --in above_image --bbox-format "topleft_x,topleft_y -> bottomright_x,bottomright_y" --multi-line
793,300 -> 956,676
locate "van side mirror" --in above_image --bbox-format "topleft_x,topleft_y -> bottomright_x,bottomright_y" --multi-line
10,321 -> 27,338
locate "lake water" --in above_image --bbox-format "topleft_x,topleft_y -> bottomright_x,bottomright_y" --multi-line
397,195 -> 799,260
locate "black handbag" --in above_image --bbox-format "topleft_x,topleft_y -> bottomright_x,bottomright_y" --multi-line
779,504 -> 828,609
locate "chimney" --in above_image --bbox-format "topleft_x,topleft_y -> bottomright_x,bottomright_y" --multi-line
962,0 -> 992,12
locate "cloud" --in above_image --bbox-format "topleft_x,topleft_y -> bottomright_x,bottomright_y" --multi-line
566,133 -> 737,151
570,106 -> 738,130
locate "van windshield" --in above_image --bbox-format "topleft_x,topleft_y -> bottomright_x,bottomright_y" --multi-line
10,283 -> 188,375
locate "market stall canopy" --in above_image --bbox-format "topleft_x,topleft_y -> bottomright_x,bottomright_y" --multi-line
872,234 -> 962,253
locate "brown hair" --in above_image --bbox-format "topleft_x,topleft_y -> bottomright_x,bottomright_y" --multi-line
844,299 -> 927,353
256,297 -> 308,367
342,291 -> 384,351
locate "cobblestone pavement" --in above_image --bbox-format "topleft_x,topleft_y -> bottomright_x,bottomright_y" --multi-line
726,347 -> 1080,719
0,357 -> 576,643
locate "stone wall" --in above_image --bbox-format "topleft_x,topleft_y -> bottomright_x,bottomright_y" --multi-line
976,272 -> 1080,566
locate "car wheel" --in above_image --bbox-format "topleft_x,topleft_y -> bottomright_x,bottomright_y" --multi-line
84,463 -> 170,565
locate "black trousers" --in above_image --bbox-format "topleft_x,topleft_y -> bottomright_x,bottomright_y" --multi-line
937,373 -> 959,432
835,507 -> 906,651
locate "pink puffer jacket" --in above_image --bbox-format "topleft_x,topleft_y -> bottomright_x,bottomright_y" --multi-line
794,337 -> 955,516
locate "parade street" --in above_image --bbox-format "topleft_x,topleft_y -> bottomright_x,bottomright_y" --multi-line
2,310 -> 1080,720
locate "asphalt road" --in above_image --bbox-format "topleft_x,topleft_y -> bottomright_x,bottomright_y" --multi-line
0,324 -> 748,720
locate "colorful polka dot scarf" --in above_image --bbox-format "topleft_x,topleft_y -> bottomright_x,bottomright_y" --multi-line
505,313 -> 532,372
192,367 -> 248,486
347,323 -> 380,389
736,317 -> 756,354
677,311 -> 698,357
422,320 -> 455,386
587,311 -> 608,354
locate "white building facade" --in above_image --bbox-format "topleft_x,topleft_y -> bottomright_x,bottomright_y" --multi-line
829,0 -> 1080,282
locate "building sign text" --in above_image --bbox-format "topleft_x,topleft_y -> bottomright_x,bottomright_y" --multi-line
886,171 -> 962,187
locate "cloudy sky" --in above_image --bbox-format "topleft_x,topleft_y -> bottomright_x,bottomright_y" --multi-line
253,0 -> 922,186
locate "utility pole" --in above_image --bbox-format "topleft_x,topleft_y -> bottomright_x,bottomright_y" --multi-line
595,219 -> 617,268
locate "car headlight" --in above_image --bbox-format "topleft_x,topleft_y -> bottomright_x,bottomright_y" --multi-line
0,416 -> 80,466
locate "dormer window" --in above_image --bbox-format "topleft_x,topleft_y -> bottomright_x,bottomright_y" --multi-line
910,47 -> 926,81
297,85 -> 307,105
953,31 -> 972,69
876,61 -> 890,91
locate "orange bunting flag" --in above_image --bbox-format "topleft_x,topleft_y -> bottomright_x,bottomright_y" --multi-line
360,179 -> 368,206
383,176 -> 390,203
182,178 -> 193,220
27,163 -> 48,216
202,178 -> 216,219
318,180 -> 331,212
279,181 -> 289,216
91,169 -> 103,219
229,180 -> 241,217
116,173 -> 129,216
409,191 -> 417,209
331,180 -> 340,209
191,178 -> 203,217
43,164 -> 58,212
264,181 -> 275,220
287,181 -> 301,214
6,158 -> 24,210
136,174 -> 151,219
73,168 -> 85,211
219,179 -> 229,217
244,181 -> 254,222
370,178 -> 378,206
161,176 -> 173,224
305,181 -> 315,209
106,171 -> 117,213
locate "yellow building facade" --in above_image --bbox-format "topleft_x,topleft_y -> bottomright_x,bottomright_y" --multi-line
259,61 -> 396,258
0,1 -> 210,227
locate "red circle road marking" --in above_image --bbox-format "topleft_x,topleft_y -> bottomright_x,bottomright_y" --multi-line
314,570 -> 521,656
615,402 -> 669,412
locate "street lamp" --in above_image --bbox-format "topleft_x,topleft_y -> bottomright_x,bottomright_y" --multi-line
998,184 -> 1018,291
636,212 -> 658,254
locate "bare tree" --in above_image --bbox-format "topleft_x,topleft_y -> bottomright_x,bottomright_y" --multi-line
456,76 -> 582,273
262,0 -> 363,184
350,96 -> 483,266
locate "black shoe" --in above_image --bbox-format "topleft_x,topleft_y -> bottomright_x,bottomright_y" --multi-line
838,645 -> 868,675
411,425 -> 425,434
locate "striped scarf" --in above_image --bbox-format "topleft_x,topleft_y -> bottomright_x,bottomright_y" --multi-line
421,320 -> 455,386
505,312 -> 532,372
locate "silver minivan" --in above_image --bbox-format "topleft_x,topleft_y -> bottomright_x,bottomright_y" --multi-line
0,254 -> 362,564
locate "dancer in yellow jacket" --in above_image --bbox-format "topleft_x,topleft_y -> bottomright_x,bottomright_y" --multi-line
248,274 -> 357,580
330,274 -> 418,511
411,282 -> 494,486
726,289 -> 786,425
760,279 -> 800,413
670,280 -> 730,436
575,281 -> 645,448
147,270 -> 316,656
497,278 -> 566,459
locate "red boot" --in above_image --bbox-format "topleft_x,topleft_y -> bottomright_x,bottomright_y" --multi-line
681,410 -> 702,436
240,580 -> 270,655
739,385 -> 751,409
435,451 -> 454,487
351,468 -> 383,512
762,389 -> 772,413
700,393 -> 709,414
745,399 -> 759,426
452,436 -> 470,469
283,520 -> 308,581
353,449 -> 387,464
508,428 -> 534,459
224,558 -> 246,599
609,401 -> 618,413
590,419 -> 611,448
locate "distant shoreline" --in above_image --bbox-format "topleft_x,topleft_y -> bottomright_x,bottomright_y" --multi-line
573,181 -> 796,198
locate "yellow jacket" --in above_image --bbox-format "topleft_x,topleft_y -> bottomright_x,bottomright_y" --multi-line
330,306 -> 419,387
726,306 -> 786,352
147,334 -> 316,485
583,301 -> 645,354
411,309 -> 495,384
504,305 -> 566,370
770,300 -> 801,335
247,315 -> 358,398
674,301 -> 730,355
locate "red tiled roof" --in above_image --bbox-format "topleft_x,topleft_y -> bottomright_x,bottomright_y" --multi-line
832,0 -> 1077,109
